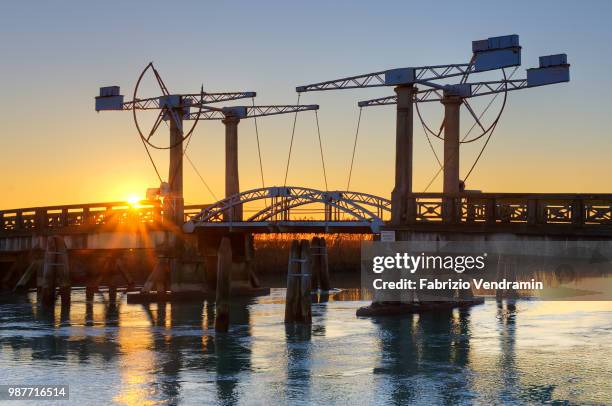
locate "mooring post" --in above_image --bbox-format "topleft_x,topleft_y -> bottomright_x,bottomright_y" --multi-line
495,254 -> 503,300
298,240 -> 312,324
40,236 -> 58,307
36,256 -> 44,302
13,257 -> 41,294
86,285 -> 95,302
319,237 -> 330,291
215,237 -> 232,332
285,240 -> 300,322
310,237 -> 321,290
57,236 -> 71,308
115,256 -> 135,291
245,234 -> 260,288
285,239 -> 312,324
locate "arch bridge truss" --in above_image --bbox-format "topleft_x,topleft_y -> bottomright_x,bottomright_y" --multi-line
184,186 -> 391,233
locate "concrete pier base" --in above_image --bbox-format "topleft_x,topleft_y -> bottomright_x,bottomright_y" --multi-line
356,298 -> 485,317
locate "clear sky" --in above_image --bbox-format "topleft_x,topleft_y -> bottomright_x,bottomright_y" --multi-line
1,0 -> 611,209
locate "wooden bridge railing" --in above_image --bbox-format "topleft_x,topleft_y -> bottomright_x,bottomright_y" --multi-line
405,193 -> 612,227
0,201 -> 210,235
2,194 -> 611,236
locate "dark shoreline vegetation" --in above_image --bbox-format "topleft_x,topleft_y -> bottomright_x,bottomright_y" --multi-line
0,234 -> 370,291
253,233 -> 369,274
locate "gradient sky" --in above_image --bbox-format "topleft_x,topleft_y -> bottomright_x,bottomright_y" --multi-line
1,1 -> 611,209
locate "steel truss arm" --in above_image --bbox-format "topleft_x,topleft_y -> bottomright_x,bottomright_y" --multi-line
123,91 -> 256,110
358,79 -> 528,107
184,104 -> 319,120
296,63 -> 472,92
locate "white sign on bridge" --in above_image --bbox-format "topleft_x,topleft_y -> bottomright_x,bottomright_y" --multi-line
380,230 -> 395,242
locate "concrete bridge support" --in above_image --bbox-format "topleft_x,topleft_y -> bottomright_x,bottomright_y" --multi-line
197,231 -> 268,297
442,95 -> 462,222
223,115 -> 243,222
167,109 -> 185,227
442,95 -> 462,195
391,85 -> 416,225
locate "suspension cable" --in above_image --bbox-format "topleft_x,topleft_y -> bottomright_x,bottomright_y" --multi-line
346,107 -> 362,191
463,121 -> 498,182
252,97 -> 266,190
140,137 -> 163,183
314,110 -> 329,191
283,93 -> 301,187
422,67 -> 513,191
459,66 -> 517,144
185,152 -> 218,201
421,118 -> 442,168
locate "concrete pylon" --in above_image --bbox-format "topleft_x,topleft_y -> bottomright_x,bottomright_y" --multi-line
391,85 -> 417,224
441,95 -> 462,223
442,95 -> 462,195
167,108 -> 185,227
223,115 -> 243,221
167,107 -> 185,286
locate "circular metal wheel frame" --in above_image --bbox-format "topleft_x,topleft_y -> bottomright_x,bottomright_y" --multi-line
131,63 -> 204,150
415,60 -> 511,145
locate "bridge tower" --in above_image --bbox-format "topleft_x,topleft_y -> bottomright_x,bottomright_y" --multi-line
296,34 -> 523,224
357,52 -> 570,220
95,63 -> 257,295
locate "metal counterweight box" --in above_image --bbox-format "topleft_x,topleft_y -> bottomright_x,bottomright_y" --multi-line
95,95 -> 124,111
99,86 -> 120,97
539,54 -> 568,68
95,86 -> 124,111
384,68 -> 416,86
474,48 -> 521,72
527,65 -> 570,87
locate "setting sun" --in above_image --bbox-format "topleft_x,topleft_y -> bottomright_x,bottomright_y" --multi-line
126,194 -> 141,206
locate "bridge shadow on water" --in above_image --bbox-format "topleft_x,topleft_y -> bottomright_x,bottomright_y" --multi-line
0,290 -> 606,404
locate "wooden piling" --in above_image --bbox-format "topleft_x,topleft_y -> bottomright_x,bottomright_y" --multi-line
285,239 -> 312,324
57,237 -> 71,308
245,234 -> 260,288
13,259 -> 41,293
215,237 -> 232,332
285,240 -> 300,323
40,237 -> 57,307
109,286 -> 117,304
298,240 -> 312,324
310,237 -> 321,290
318,237 -> 330,291
39,236 -> 71,308
86,285 -> 95,302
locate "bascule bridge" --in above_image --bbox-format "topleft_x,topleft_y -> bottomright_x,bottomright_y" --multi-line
1,35 -> 611,312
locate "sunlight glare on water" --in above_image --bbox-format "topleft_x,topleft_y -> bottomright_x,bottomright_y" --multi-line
0,289 -> 610,405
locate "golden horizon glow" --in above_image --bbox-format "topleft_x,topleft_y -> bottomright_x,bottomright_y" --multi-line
126,194 -> 142,207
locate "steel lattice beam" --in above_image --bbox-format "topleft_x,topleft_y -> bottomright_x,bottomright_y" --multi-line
358,79 -> 528,107
184,104 -> 319,121
123,92 -> 256,110
296,63 -> 473,92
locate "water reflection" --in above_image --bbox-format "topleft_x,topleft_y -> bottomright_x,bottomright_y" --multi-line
371,309 -> 473,405
0,287 -> 610,404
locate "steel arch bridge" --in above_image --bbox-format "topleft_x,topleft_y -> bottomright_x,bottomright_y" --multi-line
183,186 -> 391,234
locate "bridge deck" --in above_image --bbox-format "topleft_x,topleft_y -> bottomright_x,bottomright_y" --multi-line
194,221 -> 376,234
1,192 -> 611,242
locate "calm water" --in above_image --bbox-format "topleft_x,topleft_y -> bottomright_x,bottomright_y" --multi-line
0,287 -> 610,405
